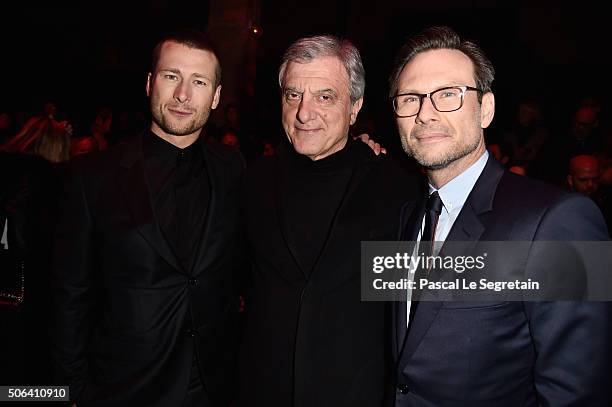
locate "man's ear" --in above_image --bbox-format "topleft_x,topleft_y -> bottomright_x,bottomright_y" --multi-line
480,92 -> 495,129
350,97 -> 364,125
211,85 -> 222,110
146,73 -> 152,97
567,175 -> 574,189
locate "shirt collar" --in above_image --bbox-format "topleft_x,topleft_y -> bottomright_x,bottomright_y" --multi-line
143,129 -> 201,162
429,150 -> 489,212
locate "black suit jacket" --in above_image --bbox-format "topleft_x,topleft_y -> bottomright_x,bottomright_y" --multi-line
51,134 -> 244,406
392,156 -> 611,406
237,142 -> 421,407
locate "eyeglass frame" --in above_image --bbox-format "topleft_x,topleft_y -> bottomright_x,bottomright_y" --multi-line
390,85 -> 483,118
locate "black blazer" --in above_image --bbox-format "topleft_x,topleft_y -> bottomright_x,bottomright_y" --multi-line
392,156 -> 611,406
51,134 -> 244,406
237,142 -> 421,407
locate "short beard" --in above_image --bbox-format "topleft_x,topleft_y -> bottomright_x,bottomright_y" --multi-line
151,104 -> 210,138
401,123 -> 482,171
401,135 -> 480,170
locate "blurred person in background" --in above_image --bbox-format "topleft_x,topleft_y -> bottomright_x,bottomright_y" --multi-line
500,99 -> 549,169
1,115 -> 72,385
2,115 -> 72,164
70,106 -> 113,156
533,105 -> 602,186
567,154 -> 611,234
568,154 -> 601,198
220,131 -> 240,149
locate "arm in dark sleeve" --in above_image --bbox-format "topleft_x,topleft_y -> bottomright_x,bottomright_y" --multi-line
525,194 -> 611,407
50,162 -> 97,402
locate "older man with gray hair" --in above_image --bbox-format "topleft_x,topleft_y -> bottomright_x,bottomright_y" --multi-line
236,35 -> 419,406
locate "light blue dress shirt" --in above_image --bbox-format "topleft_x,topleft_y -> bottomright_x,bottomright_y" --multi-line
406,151 -> 489,326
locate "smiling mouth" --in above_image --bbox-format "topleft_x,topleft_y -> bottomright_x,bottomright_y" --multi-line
414,133 -> 449,143
168,108 -> 194,117
295,127 -> 322,134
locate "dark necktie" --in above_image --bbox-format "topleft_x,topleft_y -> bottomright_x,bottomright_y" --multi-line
408,191 -> 443,327
420,191 -> 443,257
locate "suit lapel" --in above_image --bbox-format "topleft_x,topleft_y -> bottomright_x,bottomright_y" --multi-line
273,148 -> 371,280
427,201 -> 486,284
307,159 -> 371,284
397,202 -> 486,366
397,196 -> 444,365
393,198 -> 424,358
118,134 -> 185,273
398,156 -> 505,365
435,156 -> 503,259
273,154 -> 309,279
189,142 -> 219,275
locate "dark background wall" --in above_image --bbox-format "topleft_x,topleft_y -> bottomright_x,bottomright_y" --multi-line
1,3 -> 608,148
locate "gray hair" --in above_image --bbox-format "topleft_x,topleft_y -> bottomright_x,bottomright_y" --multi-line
278,35 -> 365,104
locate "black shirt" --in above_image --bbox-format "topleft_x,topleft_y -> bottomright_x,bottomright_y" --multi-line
143,131 -> 210,271
280,139 -> 358,274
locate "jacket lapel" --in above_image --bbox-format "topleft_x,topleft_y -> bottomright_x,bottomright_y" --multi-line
307,158 -> 371,284
393,198 -> 424,358
189,142 -> 219,275
118,134 -> 185,273
396,199 -> 445,366
398,155 -> 504,364
273,153 -> 369,280
435,156 -> 503,260
273,154 -> 309,279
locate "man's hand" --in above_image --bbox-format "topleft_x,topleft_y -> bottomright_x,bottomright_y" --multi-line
355,133 -> 387,155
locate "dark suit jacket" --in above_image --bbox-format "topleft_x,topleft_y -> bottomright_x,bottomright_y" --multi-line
392,156 -> 611,406
237,142 -> 421,407
51,134 -> 244,406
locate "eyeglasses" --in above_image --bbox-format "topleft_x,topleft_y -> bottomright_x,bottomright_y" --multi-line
391,85 -> 482,118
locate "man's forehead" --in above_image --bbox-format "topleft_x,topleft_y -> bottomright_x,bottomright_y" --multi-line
398,49 -> 475,91
573,164 -> 600,174
571,155 -> 599,169
157,41 -> 218,73
283,56 -> 349,88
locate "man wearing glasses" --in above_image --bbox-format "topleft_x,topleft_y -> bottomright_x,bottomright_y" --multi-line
389,26 -> 610,406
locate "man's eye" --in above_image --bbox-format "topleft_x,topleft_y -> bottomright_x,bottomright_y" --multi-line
400,95 -> 419,104
194,80 -> 207,86
317,94 -> 333,103
164,74 -> 178,81
439,90 -> 459,98
285,91 -> 301,100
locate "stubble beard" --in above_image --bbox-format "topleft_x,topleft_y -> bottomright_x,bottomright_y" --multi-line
401,131 -> 481,171
401,114 -> 482,171
151,102 -> 210,138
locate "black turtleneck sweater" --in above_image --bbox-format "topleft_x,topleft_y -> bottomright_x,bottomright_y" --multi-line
280,139 -> 358,274
142,131 -> 210,271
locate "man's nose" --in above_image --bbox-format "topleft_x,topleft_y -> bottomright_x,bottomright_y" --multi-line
296,97 -> 316,123
174,81 -> 191,103
415,96 -> 439,124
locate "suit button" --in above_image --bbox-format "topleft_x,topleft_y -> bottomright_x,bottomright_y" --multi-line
186,329 -> 196,337
397,383 -> 409,394
188,278 -> 198,285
